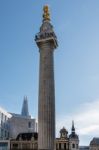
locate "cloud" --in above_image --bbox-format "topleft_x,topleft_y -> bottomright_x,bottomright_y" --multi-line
78,125 -> 99,135
56,99 -> 99,145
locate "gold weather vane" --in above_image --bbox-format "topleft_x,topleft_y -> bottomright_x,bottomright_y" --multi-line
43,5 -> 50,21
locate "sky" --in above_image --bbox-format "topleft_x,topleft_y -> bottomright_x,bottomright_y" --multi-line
0,0 -> 99,146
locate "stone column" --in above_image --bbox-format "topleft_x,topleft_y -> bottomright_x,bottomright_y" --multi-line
35,6 -> 58,150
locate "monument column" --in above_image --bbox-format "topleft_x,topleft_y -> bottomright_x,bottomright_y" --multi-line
35,6 -> 58,150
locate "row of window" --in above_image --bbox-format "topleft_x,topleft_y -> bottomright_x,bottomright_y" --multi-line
11,143 -> 38,149
0,112 -> 8,122
56,143 -> 69,150
0,120 -> 9,129
56,143 -> 78,150
0,128 -> 9,139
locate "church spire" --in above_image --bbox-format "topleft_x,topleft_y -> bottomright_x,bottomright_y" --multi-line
72,120 -> 75,133
21,96 -> 29,117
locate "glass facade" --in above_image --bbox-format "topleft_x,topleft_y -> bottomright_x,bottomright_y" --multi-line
0,108 -> 11,140
0,142 -> 8,150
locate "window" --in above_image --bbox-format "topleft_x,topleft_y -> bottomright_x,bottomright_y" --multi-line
64,143 -> 66,149
28,122 -> 32,128
5,130 -> 6,137
8,132 -> 9,138
59,143 -> 61,149
1,120 -> 3,127
76,144 -> 78,149
0,112 -> 1,120
5,116 -> 7,121
56,143 -> 58,150
1,113 -> 3,120
1,129 -> 3,138
13,143 -> 18,149
0,129 -> 1,138
72,144 -> 75,148
34,143 -> 38,149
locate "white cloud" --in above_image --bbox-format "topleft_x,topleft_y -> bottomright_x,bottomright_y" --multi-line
78,125 -> 99,135
56,99 -> 99,145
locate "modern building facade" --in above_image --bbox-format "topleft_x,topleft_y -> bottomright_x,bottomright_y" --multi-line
0,140 -> 10,150
9,96 -> 37,139
9,115 -> 37,139
0,97 -> 37,141
35,5 -> 58,150
0,107 -> 12,140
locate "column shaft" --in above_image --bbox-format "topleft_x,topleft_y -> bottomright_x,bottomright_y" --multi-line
38,42 -> 55,150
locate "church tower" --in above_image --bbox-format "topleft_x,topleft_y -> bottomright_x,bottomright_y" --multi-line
69,121 -> 79,150
35,6 -> 58,150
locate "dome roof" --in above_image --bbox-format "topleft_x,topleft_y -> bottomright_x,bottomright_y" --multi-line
69,120 -> 79,140
69,133 -> 79,139
60,127 -> 68,134
90,138 -> 99,145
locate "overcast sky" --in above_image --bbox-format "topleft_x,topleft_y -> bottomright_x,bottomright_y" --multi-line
0,0 -> 99,146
